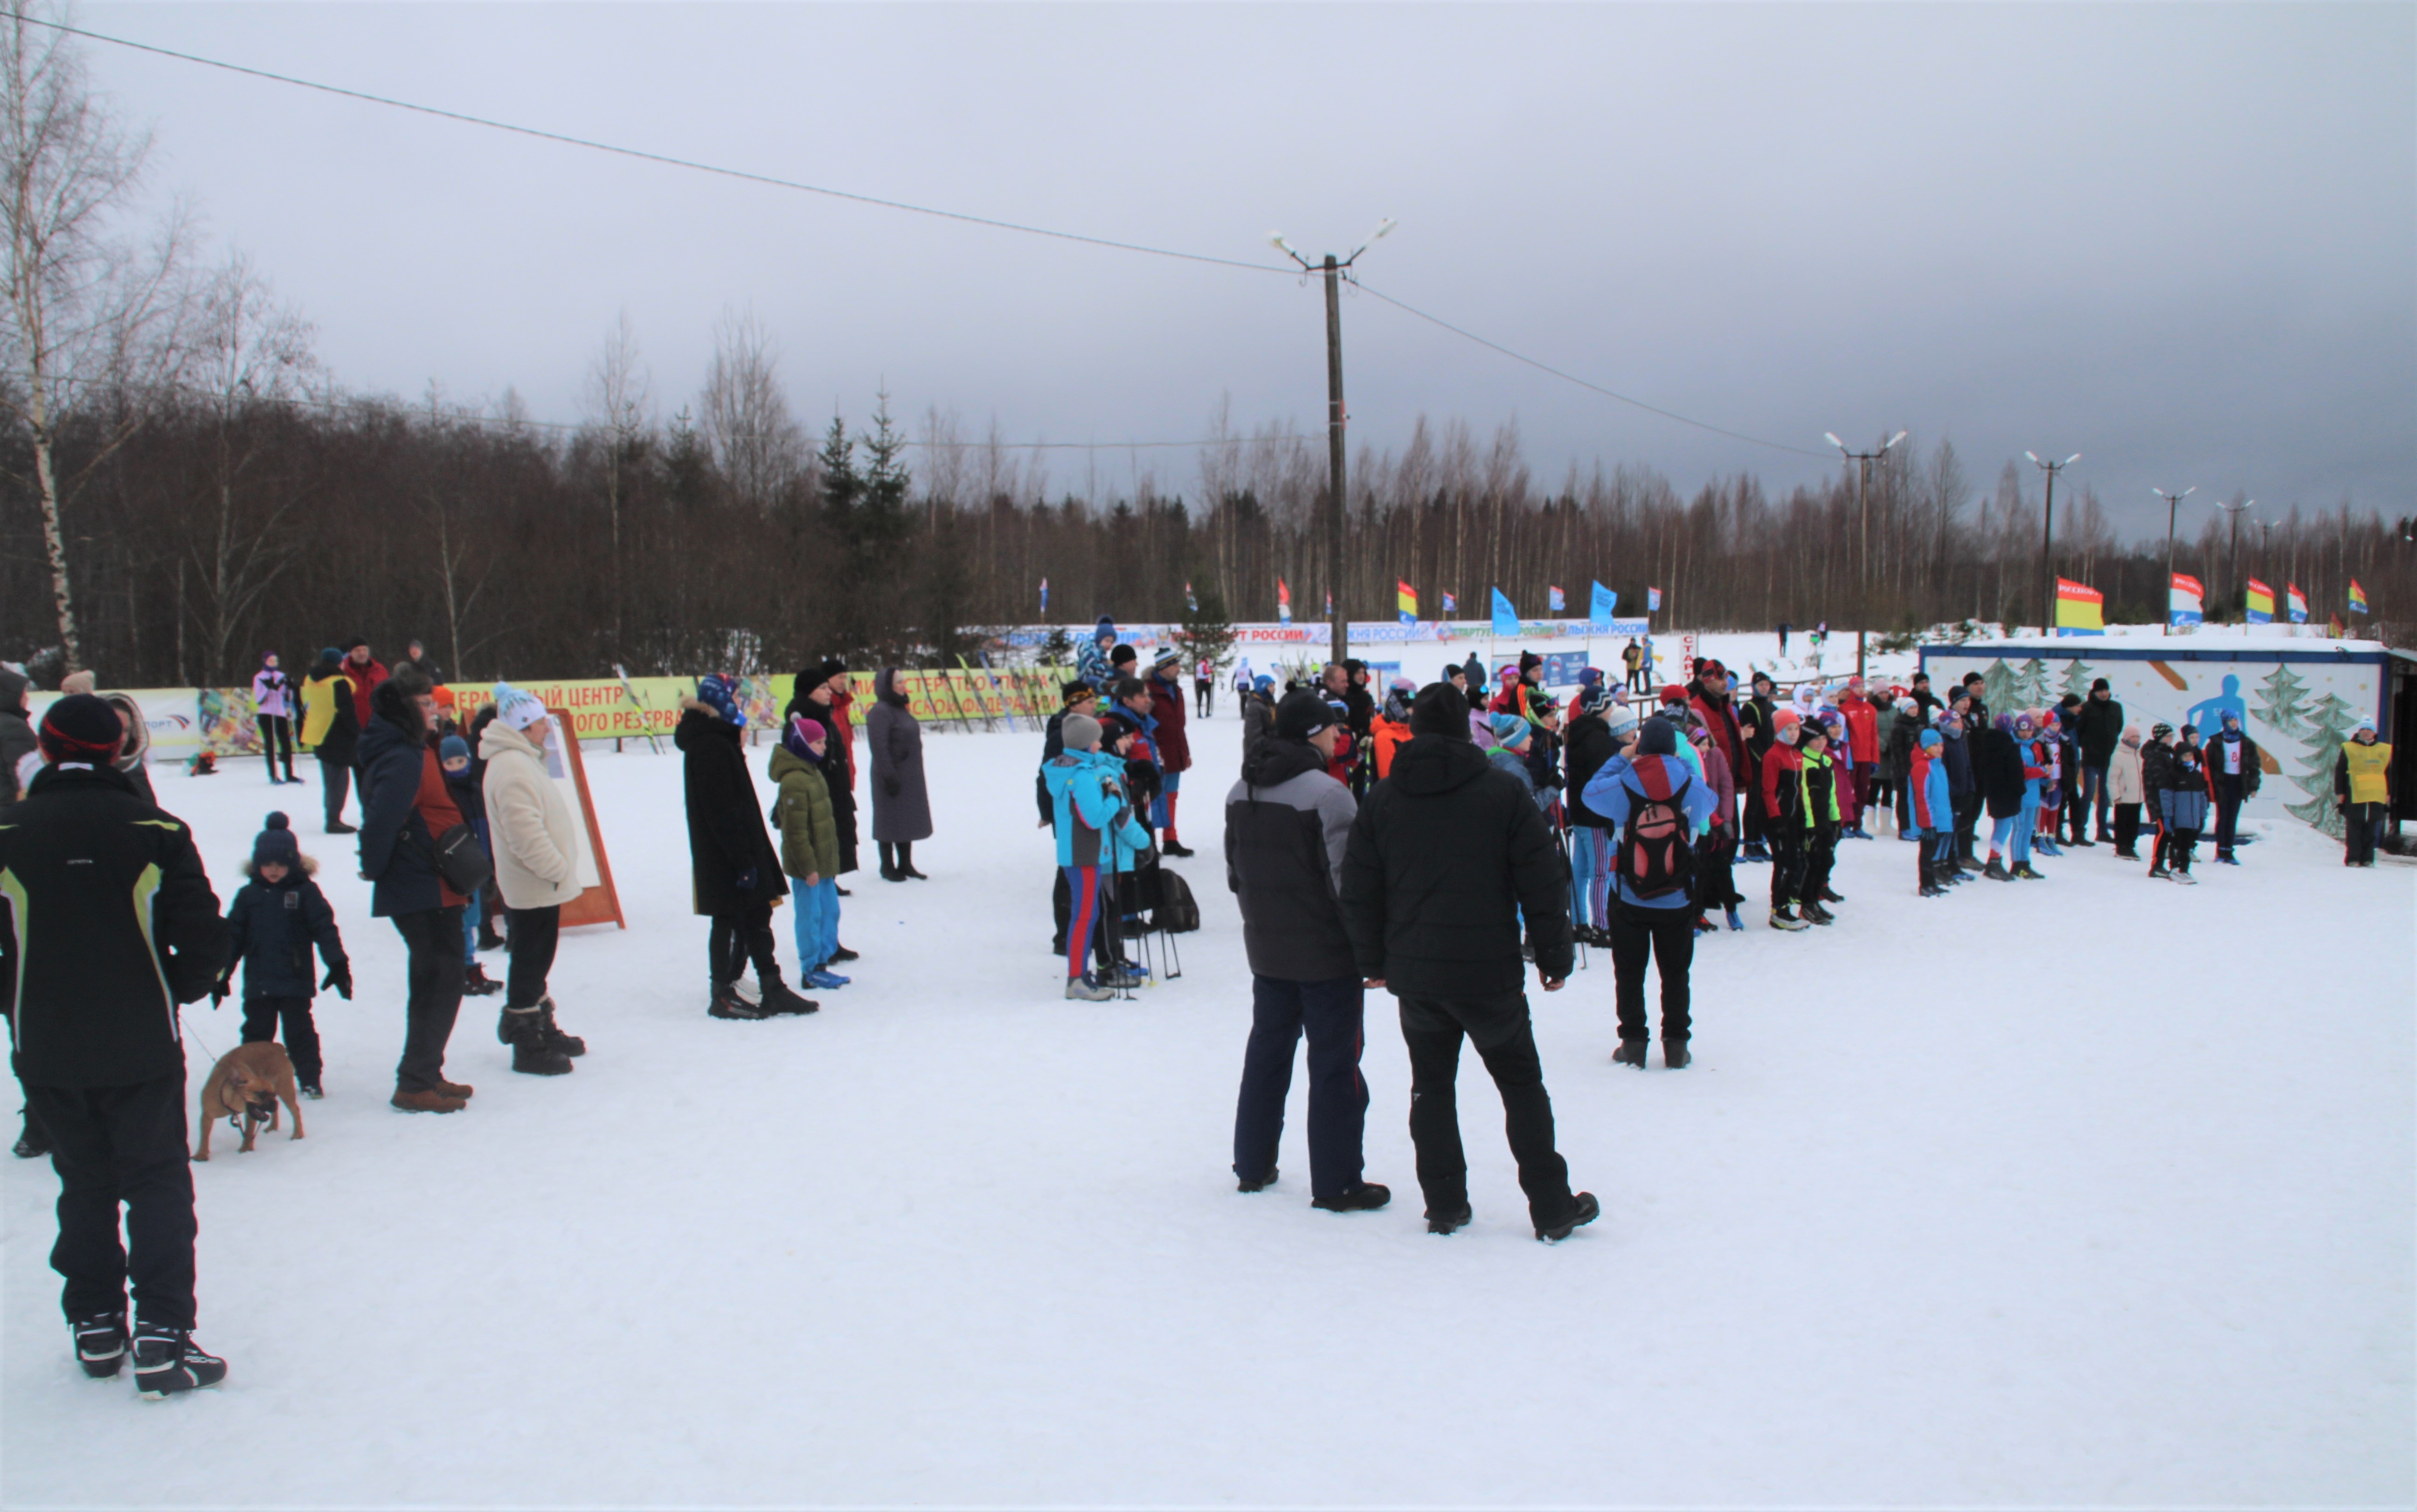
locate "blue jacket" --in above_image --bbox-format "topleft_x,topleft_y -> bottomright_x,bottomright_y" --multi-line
1911,746 -> 1951,831
1939,724 -> 1975,795
2159,754 -> 2210,830
224,867 -> 349,1000
1582,753 -> 1718,910
1045,748 -> 1151,873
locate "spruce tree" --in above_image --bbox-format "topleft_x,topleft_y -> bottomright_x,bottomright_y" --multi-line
1174,583 -> 1239,679
2285,692 -> 2361,836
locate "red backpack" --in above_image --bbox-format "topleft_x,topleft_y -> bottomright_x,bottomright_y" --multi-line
1616,770 -> 1697,900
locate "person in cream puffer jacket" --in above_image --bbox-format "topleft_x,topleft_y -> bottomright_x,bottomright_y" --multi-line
478,684 -> 586,1071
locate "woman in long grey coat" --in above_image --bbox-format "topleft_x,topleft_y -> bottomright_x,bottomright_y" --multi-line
866,668 -> 932,880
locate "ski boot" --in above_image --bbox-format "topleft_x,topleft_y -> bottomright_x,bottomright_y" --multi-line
131,1324 -> 226,1398
1769,907 -> 1809,931
1065,974 -> 1115,1002
72,1312 -> 127,1378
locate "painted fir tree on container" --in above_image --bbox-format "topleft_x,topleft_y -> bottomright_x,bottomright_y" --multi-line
2285,692 -> 2363,838
2058,658 -> 2097,700
2250,664 -> 2312,740
1979,657 -> 2052,721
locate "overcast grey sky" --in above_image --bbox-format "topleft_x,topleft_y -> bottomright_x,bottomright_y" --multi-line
84,2 -> 2417,536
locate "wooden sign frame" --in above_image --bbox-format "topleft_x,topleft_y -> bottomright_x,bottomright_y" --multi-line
549,706 -> 626,931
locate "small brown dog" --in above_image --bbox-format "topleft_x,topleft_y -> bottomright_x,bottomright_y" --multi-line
194,1043 -> 305,1160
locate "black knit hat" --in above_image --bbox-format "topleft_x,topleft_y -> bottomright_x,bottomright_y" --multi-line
2092,677 -> 2110,692
1409,683 -> 1471,739
1518,651 -> 1543,674
36,693 -> 122,763
253,812 -> 300,870
1274,689 -> 1341,741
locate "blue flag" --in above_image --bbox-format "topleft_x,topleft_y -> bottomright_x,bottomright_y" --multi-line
1589,581 -> 1617,631
1490,588 -> 1520,638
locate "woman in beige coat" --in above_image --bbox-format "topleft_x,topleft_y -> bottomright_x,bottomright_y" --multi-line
479,684 -> 587,1073
2106,725 -> 2147,860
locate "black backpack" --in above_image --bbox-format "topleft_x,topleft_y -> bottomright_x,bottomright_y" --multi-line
1153,869 -> 1200,933
1615,774 -> 1697,900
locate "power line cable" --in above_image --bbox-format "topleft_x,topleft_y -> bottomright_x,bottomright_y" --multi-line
21,13 -> 1293,278
1351,280 -> 1834,461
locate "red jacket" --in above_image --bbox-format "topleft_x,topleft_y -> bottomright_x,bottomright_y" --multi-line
1689,691 -> 1746,781
1146,672 -> 1191,773
1761,743 -> 1804,820
346,656 -> 390,730
1838,694 -> 1880,765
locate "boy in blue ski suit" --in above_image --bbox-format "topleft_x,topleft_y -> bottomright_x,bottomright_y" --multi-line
1045,712 -> 1154,1000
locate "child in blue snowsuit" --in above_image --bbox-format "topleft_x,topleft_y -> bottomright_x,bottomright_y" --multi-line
1910,728 -> 1957,895
1045,712 -> 1153,999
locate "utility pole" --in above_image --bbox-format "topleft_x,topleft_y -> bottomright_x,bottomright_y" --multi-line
1273,220 -> 1394,669
2153,485 -> 2195,636
1824,429 -> 1905,681
2025,451 -> 2080,636
2216,495 -> 2255,631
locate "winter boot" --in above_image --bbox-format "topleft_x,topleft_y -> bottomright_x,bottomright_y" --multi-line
72,1312 -> 127,1378
462,963 -> 502,997
1426,1202 -> 1474,1236
1536,1191 -> 1602,1243
2034,837 -> 2064,858
1312,1182 -> 1392,1213
2170,867 -> 2197,885
1984,857 -> 2013,881
390,1087 -> 468,1113
535,997 -> 585,1056
827,945 -> 860,964
1065,974 -> 1115,1002
1662,1039 -> 1691,1070
756,974 -> 820,1015
1612,1039 -> 1649,1068
1691,913 -> 1717,935
1918,882 -> 1947,898
709,983 -> 772,1020
14,1110 -> 49,1159
1724,907 -> 1743,931
1743,842 -> 1770,862
1801,900 -> 1835,925
1161,837 -> 1197,859
1820,886 -> 1846,904
1769,907 -> 1809,931
1237,1150 -> 1279,1192
131,1324 -> 226,1398
499,1007 -> 574,1075
299,1082 -> 323,1099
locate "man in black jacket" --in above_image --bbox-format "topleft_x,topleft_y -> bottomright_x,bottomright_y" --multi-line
2075,678 -> 2125,842
1,695 -> 231,1397
1225,691 -> 1387,1213
678,678 -> 811,1021
1340,685 -> 1597,1243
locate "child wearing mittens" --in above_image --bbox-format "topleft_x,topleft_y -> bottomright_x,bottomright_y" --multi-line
216,813 -> 351,1098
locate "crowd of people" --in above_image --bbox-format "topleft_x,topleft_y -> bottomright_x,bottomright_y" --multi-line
0,618 -> 2399,1401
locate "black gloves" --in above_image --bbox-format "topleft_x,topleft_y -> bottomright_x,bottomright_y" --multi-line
209,975 -> 229,1008
322,965 -> 352,1001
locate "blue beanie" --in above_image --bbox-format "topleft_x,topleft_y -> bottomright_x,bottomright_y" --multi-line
1918,728 -> 1942,749
696,675 -> 745,726
439,735 -> 470,763
252,811 -> 300,870
1489,712 -> 1531,746
1636,716 -> 1678,756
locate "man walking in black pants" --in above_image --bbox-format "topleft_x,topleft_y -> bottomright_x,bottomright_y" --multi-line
1340,685 -> 1597,1242
0,694 -> 232,1398
1225,691 -> 1386,1212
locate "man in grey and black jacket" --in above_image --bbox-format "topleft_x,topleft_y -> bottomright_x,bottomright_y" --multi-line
1340,684 -> 1598,1242
1225,690 -> 1387,1213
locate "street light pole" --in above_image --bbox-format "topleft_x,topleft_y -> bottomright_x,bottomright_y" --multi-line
1272,219 -> 1395,669
1824,429 -> 1906,680
2153,485 -> 2195,637
2025,450 -> 2081,636
2216,495 -> 2255,631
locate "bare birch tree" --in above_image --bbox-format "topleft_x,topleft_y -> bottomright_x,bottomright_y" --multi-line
699,307 -> 800,511
0,3 -> 191,670
582,308 -> 651,661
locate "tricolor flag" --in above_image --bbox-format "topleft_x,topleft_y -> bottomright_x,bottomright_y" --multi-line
2244,579 -> 2275,625
1548,585 -> 1566,613
2286,583 -> 2309,624
1396,580 -> 1418,626
2349,579 -> 2370,615
2055,577 -> 2105,635
1647,586 -> 1662,612
1039,577 -> 1048,614
1276,578 -> 1292,626
1324,591 -> 1333,618
2169,573 -> 2205,628
1441,590 -> 1457,614
1185,580 -> 1198,613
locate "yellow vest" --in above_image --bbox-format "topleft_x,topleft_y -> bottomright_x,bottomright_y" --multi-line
298,673 -> 351,749
2342,740 -> 2392,805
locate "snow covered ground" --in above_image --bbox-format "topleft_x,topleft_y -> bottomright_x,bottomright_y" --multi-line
5,714 -> 2411,1507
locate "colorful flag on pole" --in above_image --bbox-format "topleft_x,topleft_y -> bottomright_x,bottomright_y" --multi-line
2244,579 -> 2275,625
2285,583 -> 2308,624
2169,573 -> 2204,628
1038,578 -> 1048,614
1324,591 -> 1333,618
1647,587 -> 1662,612
1185,580 -> 1197,613
2054,577 -> 2105,635
1548,585 -> 1566,613
2348,579 -> 2369,614
1490,588 -> 1520,638
1396,580 -> 1418,625
1589,581 -> 1617,631
1276,578 -> 1292,626
1441,590 -> 1457,614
